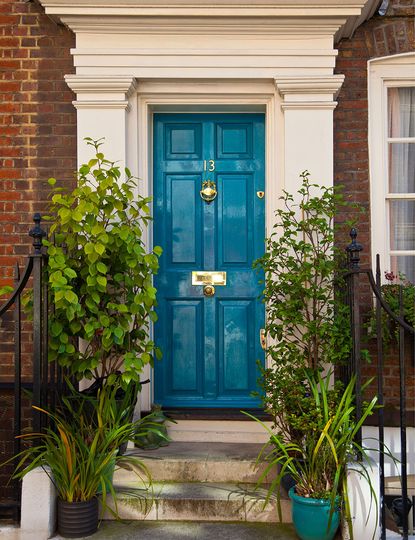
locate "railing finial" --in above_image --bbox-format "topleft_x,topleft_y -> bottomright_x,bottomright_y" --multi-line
29,213 -> 46,254
346,227 -> 363,269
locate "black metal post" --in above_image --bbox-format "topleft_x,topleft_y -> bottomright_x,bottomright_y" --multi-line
346,228 -> 363,443
375,255 -> 386,540
399,285 -> 408,539
29,213 -> 46,433
13,263 -> 21,522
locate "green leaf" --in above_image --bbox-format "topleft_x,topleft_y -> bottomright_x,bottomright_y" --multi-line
95,243 -> 105,255
50,321 -> 63,337
113,327 -> 124,339
64,290 -> 78,304
96,275 -> 107,288
64,268 -> 77,279
96,262 -> 107,274
99,314 -> 110,327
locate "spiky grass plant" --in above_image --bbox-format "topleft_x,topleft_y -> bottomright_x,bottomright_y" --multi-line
245,372 -> 379,540
3,383 -> 167,517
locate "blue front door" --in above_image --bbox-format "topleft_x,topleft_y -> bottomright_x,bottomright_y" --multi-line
153,113 -> 265,408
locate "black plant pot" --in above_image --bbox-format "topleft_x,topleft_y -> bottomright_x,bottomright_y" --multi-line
280,458 -> 305,494
281,470 -> 297,494
57,498 -> 99,538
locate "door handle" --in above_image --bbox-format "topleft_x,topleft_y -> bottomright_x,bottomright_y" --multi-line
260,328 -> 266,350
203,285 -> 215,297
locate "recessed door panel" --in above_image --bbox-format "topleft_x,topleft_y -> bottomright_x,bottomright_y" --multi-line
218,174 -> 252,265
169,175 -> 201,265
165,123 -> 202,160
169,300 -> 203,394
154,113 -> 265,408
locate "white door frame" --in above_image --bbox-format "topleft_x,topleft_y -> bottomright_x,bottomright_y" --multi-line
133,80 -> 279,411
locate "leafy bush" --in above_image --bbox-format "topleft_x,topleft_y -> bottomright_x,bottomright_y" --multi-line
44,138 -> 162,387
253,172 -> 353,436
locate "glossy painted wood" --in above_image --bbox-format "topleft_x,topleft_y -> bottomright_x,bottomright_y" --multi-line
154,113 -> 265,408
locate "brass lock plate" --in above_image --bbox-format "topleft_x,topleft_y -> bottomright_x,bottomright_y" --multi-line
192,271 -> 227,286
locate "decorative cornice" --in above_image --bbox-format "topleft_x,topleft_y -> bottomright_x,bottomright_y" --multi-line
281,102 -> 338,110
65,75 -> 137,110
275,75 -> 345,98
61,18 -> 343,35
72,100 -> 130,110
37,1 -> 379,41
65,75 -> 138,97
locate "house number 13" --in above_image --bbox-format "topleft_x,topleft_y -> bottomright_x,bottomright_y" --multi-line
203,160 -> 215,172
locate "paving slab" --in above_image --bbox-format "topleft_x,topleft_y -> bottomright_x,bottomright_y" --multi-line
53,520 -> 298,540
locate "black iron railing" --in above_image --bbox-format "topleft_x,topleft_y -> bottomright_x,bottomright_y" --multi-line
0,214 -> 59,521
345,228 -> 415,539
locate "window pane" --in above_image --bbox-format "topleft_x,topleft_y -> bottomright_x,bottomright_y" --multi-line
389,200 -> 415,250
388,142 -> 415,192
390,255 -> 415,283
388,87 -> 415,138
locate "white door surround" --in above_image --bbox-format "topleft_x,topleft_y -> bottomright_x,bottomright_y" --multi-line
40,0 -> 376,419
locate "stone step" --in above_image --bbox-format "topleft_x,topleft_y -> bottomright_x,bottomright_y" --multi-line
120,441 -> 274,483
104,481 -> 290,523
167,420 -> 271,443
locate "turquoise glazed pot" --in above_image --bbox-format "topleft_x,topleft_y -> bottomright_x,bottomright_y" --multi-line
289,487 -> 340,540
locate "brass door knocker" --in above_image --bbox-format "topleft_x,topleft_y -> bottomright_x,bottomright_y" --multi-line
200,180 -> 217,204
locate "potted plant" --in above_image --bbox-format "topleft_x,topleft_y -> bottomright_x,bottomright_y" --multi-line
3,383 -> 164,538
246,371 -> 378,540
135,404 -> 173,450
253,171 -> 355,441
368,270 -> 415,346
44,137 -> 162,392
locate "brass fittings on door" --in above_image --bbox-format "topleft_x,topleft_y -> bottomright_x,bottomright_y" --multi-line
203,285 -> 215,297
260,328 -> 266,350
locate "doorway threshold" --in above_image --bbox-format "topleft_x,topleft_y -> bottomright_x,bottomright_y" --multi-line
161,408 -> 271,422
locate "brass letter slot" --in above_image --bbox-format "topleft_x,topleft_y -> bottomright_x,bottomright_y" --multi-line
192,271 -> 227,286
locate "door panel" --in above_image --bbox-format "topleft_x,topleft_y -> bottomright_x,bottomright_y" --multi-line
169,175 -> 202,265
154,113 -> 265,408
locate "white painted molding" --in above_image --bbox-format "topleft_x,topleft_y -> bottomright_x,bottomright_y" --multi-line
38,0 -> 378,40
65,75 -> 137,110
59,19 -> 343,36
275,75 -> 345,99
281,102 -> 338,110
65,75 -> 138,96
368,52 -> 415,281
72,100 -> 130,110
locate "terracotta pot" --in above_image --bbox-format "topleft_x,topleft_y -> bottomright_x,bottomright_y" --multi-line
57,497 -> 98,538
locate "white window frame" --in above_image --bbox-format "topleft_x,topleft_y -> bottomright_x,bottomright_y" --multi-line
368,52 -> 415,280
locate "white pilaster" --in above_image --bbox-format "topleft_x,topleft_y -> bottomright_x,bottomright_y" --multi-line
275,75 -> 344,191
65,75 -> 137,167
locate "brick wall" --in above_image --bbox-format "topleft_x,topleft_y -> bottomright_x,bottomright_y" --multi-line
334,0 -> 415,419
0,0 -> 77,289
0,0 -> 76,379
334,0 -> 415,260
0,0 -> 76,511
